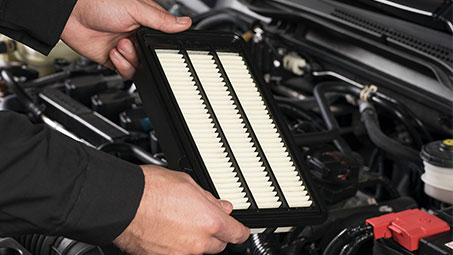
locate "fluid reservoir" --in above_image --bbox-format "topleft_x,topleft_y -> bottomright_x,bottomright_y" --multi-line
420,139 -> 453,204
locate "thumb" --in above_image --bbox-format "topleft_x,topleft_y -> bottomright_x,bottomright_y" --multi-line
134,3 -> 191,33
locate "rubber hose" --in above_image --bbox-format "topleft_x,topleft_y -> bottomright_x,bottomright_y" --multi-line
250,234 -> 280,255
359,103 -> 421,164
370,96 -> 424,148
344,232 -> 374,255
313,82 -> 361,153
14,234 -> 103,255
323,225 -> 372,255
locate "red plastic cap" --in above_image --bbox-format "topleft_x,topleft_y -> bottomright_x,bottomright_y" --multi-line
366,209 -> 450,251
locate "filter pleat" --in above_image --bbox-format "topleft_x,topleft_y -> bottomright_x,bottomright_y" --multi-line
188,51 -> 281,209
155,49 -> 312,210
217,52 -> 312,208
156,49 -> 251,210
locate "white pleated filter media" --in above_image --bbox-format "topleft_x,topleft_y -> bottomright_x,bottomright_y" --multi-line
155,49 -> 312,210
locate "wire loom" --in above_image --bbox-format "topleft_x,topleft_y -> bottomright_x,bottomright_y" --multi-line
133,28 -> 326,229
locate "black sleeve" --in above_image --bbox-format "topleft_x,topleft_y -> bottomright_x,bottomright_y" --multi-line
0,111 -> 145,244
0,0 -> 77,55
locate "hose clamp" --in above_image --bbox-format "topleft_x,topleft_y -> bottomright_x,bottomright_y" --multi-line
360,85 -> 378,103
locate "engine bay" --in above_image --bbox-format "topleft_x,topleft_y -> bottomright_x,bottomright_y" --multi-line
0,0 -> 452,254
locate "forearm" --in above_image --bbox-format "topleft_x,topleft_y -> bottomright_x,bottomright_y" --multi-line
0,111 -> 144,244
0,0 -> 77,54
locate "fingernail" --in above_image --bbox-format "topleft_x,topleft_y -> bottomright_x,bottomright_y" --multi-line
177,16 -> 190,24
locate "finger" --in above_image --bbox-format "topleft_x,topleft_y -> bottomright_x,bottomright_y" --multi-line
202,190 -> 233,214
214,214 -> 250,244
110,48 -> 136,80
117,38 -> 139,68
219,200 -> 233,214
134,4 -> 192,33
203,238 -> 228,255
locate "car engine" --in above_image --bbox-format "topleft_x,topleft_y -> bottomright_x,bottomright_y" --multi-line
0,0 -> 452,254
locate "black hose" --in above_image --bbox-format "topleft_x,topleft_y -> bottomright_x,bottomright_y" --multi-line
343,232 -> 374,255
359,102 -> 422,164
313,82 -> 361,153
370,96 -> 424,148
14,234 -> 103,255
250,234 -> 280,255
312,79 -> 431,154
339,243 -> 351,255
97,142 -> 167,166
322,225 -> 372,255
1,70 -> 43,119
372,95 -> 432,142
323,228 -> 351,255
313,82 -> 361,130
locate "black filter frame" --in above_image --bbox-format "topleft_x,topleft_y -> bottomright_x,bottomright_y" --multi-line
133,27 -> 327,228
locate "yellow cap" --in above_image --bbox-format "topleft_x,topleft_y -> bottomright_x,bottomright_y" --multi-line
443,139 -> 453,146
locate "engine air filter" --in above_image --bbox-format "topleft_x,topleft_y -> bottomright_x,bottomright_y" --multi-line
134,28 -> 326,228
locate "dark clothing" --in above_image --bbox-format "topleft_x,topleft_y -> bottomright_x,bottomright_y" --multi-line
0,0 -> 77,54
0,0 -> 145,245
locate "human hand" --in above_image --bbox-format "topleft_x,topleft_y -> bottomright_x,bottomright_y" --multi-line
61,0 -> 191,80
113,165 -> 250,255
